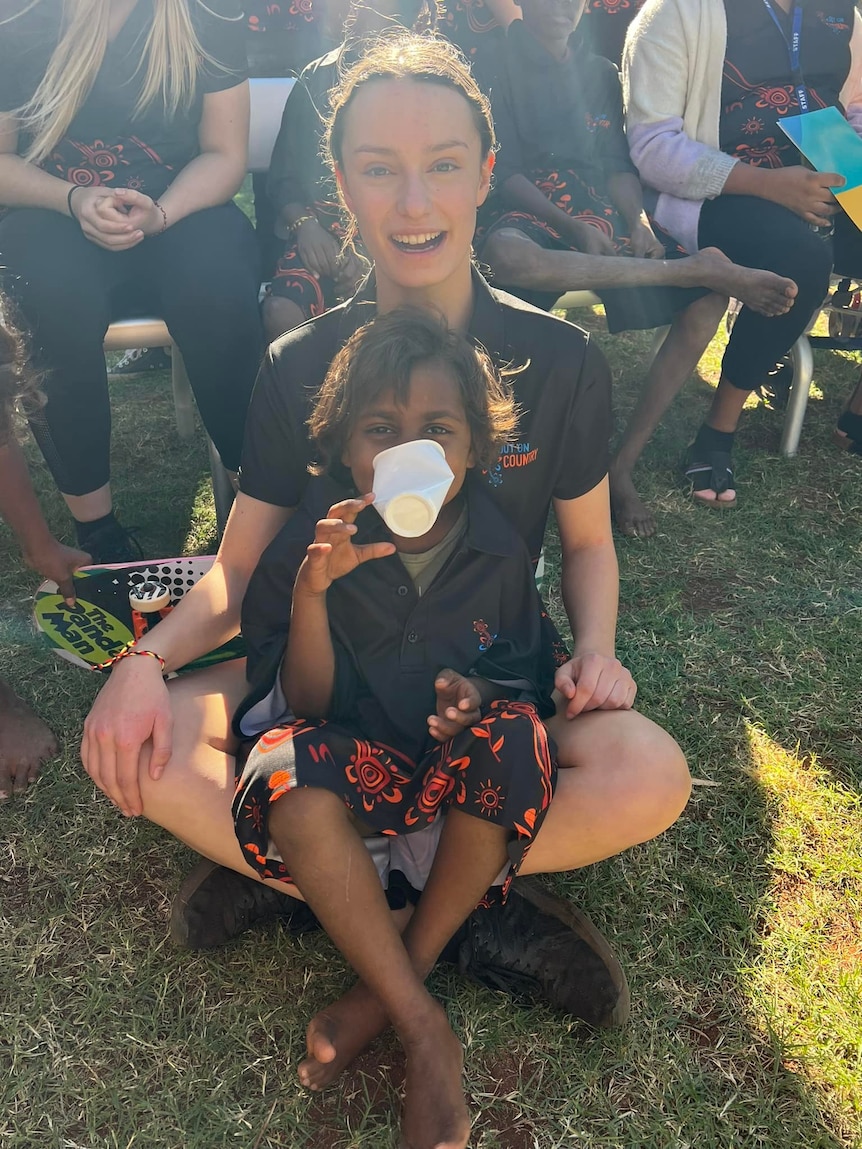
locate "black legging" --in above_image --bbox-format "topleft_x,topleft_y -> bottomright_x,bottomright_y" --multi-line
0,202 -> 263,494
697,194 -> 861,392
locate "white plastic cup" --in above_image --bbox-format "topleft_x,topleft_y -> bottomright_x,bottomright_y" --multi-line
371,440 -> 455,538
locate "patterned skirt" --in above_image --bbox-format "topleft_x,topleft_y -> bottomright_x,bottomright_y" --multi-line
268,198 -> 348,318
232,699 -> 557,906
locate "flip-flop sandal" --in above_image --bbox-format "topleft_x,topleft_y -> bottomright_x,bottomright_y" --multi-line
834,410 -> 862,454
682,448 -> 737,509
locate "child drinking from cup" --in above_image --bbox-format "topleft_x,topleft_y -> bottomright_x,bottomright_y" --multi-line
231,307 -> 560,1148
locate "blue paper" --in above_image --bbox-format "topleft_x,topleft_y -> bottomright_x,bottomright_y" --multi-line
779,106 -> 862,192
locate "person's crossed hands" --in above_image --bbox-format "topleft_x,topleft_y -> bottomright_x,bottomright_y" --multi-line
628,218 -> 665,260
70,186 -> 165,250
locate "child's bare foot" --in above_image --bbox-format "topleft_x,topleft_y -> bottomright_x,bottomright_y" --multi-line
690,248 -> 797,317
399,1007 -> 470,1149
609,465 -> 656,538
298,980 -> 388,1090
0,678 -> 57,799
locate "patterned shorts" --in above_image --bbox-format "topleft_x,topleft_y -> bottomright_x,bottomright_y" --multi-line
476,166 -> 708,331
232,699 -> 557,907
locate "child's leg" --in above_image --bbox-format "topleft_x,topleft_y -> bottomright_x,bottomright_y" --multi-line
299,808 -> 511,1090
268,788 -> 474,1149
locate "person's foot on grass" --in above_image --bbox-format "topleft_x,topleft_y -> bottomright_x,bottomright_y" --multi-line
690,248 -> 797,318
299,980 -> 388,1090
399,1007 -> 470,1149
609,462 -> 656,538
0,678 -> 57,799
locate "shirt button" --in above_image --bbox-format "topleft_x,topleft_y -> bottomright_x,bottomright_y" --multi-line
407,630 -> 419,644
397,585 -> 409,597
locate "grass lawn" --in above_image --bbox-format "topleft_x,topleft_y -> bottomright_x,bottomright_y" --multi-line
1,310 -> 861,1149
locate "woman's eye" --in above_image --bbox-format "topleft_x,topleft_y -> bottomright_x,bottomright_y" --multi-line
432,161 -> 458,173
365,165 -> 392,178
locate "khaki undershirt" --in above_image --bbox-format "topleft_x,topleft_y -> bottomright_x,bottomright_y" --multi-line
396,506 -> 468,597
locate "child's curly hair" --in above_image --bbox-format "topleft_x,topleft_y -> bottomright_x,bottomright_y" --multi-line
308,308 -> 519,474
0,300 -> 42,448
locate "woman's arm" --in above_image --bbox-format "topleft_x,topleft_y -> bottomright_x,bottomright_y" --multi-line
81,491 -> 292,817
147,81 -> 250,229
552,477 -> 636,717
0,112 -> 71,213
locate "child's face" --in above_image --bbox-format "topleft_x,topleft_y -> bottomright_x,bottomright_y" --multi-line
341,360 -> 475,510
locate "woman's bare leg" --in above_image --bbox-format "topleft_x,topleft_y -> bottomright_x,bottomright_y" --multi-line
135,666 -> 689,887
610,292 -> 729,538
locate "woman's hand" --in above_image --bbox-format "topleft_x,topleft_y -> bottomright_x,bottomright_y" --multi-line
554,651 -> 637,719
296,494 -> 395,597
334,245 -> 370,301
428,668 -> 483,742
81,656 -> 173,817
69,186 -> 146,250
107,187 -> 166,236
628,218 -> 665,260
23,538 -> 90,605
763,167 -> 845,227
296,217 -> 343,280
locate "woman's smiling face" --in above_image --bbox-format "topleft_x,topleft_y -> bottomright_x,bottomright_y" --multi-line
335,77 -> 493,303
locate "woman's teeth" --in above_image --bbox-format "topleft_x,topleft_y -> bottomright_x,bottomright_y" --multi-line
392,232 -> 442,248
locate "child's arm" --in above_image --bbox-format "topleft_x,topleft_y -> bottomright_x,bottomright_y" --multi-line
281,493 -> 395,718
0,438 -> 90,602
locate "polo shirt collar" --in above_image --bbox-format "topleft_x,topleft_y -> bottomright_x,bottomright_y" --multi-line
342,266 -> 506,358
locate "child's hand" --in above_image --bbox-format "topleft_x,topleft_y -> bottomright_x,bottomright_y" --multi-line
428,668 -> 483,742
296,494 -> 395,596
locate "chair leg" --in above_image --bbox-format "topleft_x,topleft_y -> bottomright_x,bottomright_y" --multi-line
207,436 -> 236,537
171,344 -> 196,441
780,335 -> 814,457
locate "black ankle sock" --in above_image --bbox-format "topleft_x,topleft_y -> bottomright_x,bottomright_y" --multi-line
75,511 -> 118,546
692,424 -> 735,456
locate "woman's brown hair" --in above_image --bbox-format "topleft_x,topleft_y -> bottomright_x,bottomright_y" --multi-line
309,307 -> 518,474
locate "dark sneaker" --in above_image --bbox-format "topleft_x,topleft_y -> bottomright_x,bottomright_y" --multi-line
169,859 -> 320,950
82,520 -> 144,565
108,346 -> 172,376
457,876 -> 630,1028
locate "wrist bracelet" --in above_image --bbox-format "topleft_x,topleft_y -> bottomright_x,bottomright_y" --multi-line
292,213 -> 316,234
153,199 -> 168,234
67,184 -> 82,220
95,644 -> 166,674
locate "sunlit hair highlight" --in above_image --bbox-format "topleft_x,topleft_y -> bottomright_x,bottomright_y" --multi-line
308,307 -> 518,475
8,0 -> 218,165
0,298 -> 43,447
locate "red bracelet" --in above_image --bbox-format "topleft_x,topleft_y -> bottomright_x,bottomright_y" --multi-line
153,199 -> 168,234
95,644 -> 166,674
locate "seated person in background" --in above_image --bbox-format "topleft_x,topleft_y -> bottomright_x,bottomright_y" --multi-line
0,0 -> 263,563
437,0 -> 520,92
477,0 -> 798,536
625,0 -> 862,492
263,0 -> 434,341
234,308 -> 562,1148
0,305 -> 89,800
578,0 -> 645,67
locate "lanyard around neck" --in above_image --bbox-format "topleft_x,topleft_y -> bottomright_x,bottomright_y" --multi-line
760,0 -> 809,112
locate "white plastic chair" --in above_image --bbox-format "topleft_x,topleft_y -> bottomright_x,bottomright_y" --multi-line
103,76 -> 296,532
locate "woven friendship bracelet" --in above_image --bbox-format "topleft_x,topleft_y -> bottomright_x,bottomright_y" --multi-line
152,199 -> 168,234
95,644 -> 166,674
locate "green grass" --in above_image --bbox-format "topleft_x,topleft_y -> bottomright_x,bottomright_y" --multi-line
1,311 -> 861,1148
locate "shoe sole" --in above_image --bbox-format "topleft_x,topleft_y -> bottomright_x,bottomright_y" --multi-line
512,876 -> 631,1028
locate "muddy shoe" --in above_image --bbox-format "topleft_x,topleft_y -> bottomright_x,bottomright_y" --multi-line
457,876 -> 630,1028
170,859 -> 320,950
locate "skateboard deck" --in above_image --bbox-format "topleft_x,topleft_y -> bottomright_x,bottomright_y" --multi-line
33,556 -> 245,674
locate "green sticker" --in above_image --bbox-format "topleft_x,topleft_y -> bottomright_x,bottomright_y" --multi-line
34,595 -> 133,667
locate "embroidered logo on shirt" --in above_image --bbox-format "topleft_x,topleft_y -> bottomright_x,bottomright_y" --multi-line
817,12 -> 850,33
473,619 -> 497,652
585,113 -> 611,133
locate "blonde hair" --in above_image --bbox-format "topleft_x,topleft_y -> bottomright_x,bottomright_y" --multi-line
11,0 -> 215,165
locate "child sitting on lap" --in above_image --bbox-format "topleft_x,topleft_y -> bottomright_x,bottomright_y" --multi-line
231,308 -> 558,1146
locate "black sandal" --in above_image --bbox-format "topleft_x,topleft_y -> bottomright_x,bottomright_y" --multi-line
682,448 -> 737,508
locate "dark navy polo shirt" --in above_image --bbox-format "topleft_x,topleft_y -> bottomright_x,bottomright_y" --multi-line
235,473 -> 557,762
239,268 -> 612,566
